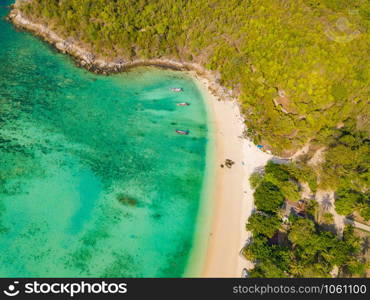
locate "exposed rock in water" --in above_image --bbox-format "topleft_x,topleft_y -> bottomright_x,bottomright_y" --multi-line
225,159 -> 235,168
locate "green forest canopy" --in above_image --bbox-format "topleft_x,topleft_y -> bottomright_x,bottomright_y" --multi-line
245,162 -> 366,277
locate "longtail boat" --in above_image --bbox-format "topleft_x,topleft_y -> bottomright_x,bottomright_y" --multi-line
171,87 -> 183,92
176,102 -> 190,106
175,130 -> 190,135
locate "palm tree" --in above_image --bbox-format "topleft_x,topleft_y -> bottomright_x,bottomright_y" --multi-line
322,194 -> 332,211
290,261 -> 305,277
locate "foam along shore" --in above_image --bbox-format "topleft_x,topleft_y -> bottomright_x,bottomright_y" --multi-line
9,6 -> 273,277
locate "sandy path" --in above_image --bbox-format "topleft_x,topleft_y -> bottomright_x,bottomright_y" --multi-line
316,190 -> 370,236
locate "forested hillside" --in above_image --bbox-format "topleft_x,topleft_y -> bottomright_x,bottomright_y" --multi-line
14,1 -> 369,231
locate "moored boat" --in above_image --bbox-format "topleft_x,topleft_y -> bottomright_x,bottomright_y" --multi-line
176,102 -> 190,106
171,87 -> 183,92
175,130 -> 190,135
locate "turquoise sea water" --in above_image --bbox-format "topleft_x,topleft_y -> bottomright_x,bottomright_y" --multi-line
0,1 -> 209,277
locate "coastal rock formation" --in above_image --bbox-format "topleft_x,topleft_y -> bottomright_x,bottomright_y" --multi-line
7,4 -> 236,105
225,159 -> 235,169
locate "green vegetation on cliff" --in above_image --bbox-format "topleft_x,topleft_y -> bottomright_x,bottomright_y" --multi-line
17,0 -> 369,152
322,130 -> 369,219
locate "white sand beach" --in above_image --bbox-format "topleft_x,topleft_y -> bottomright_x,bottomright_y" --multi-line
190,73 -> 272,278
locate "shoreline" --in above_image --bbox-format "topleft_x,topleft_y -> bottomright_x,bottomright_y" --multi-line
8,7 -> 273,277
7,8 -> 234,102
188,73 -> 272,277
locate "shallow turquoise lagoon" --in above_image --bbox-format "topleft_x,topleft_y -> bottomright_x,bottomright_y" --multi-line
0,2 -> 208,277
